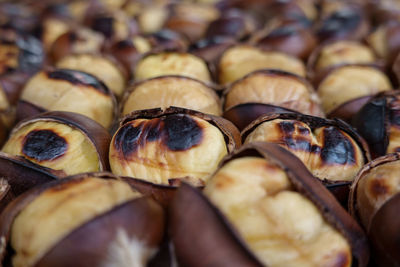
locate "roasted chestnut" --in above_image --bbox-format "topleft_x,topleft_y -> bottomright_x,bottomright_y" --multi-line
56,53 -> 128,98
121,76 -> 222,117
349,153 -> 400,266
135,3 -> 169,34
0,173 -> 165,267
165,2 -> 220,42
0,27 -> 44,105
316,64 -> 392,120
0,3 -> 39,34
308,40 -> 377,76
2,111 -> 111,176
17,69 -> 117,129
189,36 -> 236,66
223,69 -> 323,117
49,28 -> 105,63
352,90 -> 400,159
314,7 -> 369,42
252,25 -> 317,60
218,45 -> 306,85
109,107 -> 240,203
170,142 -> 369,267
40,17 -> 71,51
134,51 -> 212,83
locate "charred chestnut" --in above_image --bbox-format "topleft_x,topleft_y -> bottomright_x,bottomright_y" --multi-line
121,76 -> 222,117
2,111 -> 111,176
218,45 -> 306,85
316,64 -> 392,119
352,90 -> 400,159
170,142 -> 369,267
0,173 -> 165,267
17,69 -> 117,129
242,113 -> 369,183
349,153 -> 400,266
56,53 -> 128,98
223,69 -> 323,117
110,107 -> 240,188
134,51 -> 212,83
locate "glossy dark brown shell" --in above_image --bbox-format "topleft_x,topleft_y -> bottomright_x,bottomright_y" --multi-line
328,95 -> 374,123
170,142 -> 370,267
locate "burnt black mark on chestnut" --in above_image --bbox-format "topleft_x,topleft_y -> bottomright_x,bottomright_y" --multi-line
278,121 -> 320,153
320,126 -> 356,165
22,129 -> 68,161
47,69 -> 109,94
114,114 -> 204,157
267,25 -> 297,38
205,18 -> 245,39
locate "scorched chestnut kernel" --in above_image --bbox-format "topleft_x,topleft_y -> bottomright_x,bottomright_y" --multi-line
0,173 -> 165,267
121,75 -> 222,117
170,143 -> 369,267
2,111 -> 111,176
349,153 -> 400,266
16,69 -> 117,129
109,107 -> 240,187
242,113 -> 369,184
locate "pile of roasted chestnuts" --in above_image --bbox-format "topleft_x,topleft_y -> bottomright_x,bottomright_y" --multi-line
0,0 -> 400,266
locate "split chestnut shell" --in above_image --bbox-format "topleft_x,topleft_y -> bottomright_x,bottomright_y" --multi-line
170,142 -> 369,267
0,172 -> 165,267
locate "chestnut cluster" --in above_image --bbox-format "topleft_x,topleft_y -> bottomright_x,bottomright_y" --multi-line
0,0 -> 399,266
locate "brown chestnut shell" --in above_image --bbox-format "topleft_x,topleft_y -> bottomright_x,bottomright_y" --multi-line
0,172 -> 165,267
170,142 -> 369,267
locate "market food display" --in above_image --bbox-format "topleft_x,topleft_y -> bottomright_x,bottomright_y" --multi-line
0,0 -> 399,266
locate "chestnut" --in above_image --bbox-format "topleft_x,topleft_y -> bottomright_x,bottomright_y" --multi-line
349,153 -> 400,266
56,53 -> 128,98
223,69 -> 324,117
352,90 -> 400,159
241,113 -> 370,204
134,51 -> 212,83
0,3 -> 39,34
40,17 -> 71,51
0,28 -> 44,105
121,75 -> 222,117
0,172 -> 165,267
17,69 -> 117,129
84,10 -> 139,44
109,107 -> 240,203
308,40 -> 377,76
135,4 -> 169,34
252,24 -> 317,60
49,28 -> 105,63
366,21 -> 400,66
371,0 -> 400,25
316,64 -> 392,120
170,142 -> 369,267
165,3 -> 220,43
218,45 -> 306,85
2,111 -> 111,176
189,36 -> 236,66
314,7 -> 369,42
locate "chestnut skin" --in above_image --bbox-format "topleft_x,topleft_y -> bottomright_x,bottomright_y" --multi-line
2,111 -> 111,176
17,69 -> 117,129
349,153 -> 400,266
0,173 -> 165,267
170,142 -> 369,267
121,75 -> 222,116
